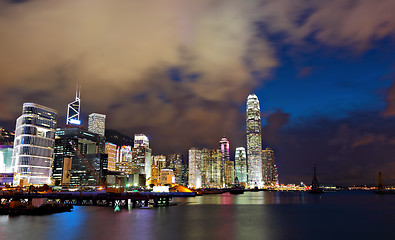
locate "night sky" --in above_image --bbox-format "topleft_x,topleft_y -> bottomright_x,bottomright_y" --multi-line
1,0 -> 395,185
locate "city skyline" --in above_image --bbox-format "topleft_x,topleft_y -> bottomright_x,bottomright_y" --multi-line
1,1 -> 395,185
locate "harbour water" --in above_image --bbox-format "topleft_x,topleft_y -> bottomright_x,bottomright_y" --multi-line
1,191 -> 394,240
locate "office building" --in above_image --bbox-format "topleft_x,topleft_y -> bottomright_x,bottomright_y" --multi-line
262,148 -> 276,187
246,94 -> 263,187
115,145 -> 133,174
12,103 -> 57,186
168,154 -> 183,185
224,161 -> 235,187
220,137 -> 230,187
105,142 -> 117,171
188,148 -> 202,188
132,134 -> 151,185
53,128 -> 107,187
235,147 -> 247,184
88,113 -> 106,136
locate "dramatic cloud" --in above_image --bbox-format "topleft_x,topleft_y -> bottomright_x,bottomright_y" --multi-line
1,0 -> 395,181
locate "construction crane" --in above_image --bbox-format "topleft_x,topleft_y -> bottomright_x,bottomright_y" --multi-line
68,141 -> 105,188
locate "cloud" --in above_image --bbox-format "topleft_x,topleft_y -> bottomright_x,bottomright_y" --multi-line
1,0 -> 395,169
267,111 -> 395,185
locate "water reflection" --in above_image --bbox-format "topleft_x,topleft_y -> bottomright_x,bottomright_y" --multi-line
0,191 -> 394,240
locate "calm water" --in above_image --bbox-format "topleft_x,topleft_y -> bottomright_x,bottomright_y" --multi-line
0,191 -> 394,240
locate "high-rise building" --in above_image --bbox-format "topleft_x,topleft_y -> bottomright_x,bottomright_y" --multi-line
105,142 -> 117,171
66,85 -> 81,126
88,113 -> 106,136
134,134 -> 149,148
220,137 -> 230,187
53,128 -> 107,187
235,147 -> 247,184
168,154 -> 183,185
12,103 -> 57,186
132,134 -> 151,185
246,94 -> 263,187
262,148 -> 276,187
188,148 -> 202,188
153,155 -> 166,170
115,145 -> 133,174
224,161 -> 234,187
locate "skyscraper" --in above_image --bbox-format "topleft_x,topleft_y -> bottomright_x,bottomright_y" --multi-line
66,85 -> 81,125
88,113 -> 106,136
188,148 -> 202,188
262,148 -> 276,187
105,142 -> 117,171
220,137 -> 230,187
132,134 -> 151,184
235,147 -> 247,184
12,103 -> 57,186
246,94 -> 263,187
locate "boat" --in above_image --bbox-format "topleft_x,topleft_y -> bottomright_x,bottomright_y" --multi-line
229,184 -> 245,194
308,165 -> 324,194
200,188 -> 224,195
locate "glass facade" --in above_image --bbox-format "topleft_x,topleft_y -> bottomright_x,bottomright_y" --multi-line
188,148 -> 202,188
262,148 -> 276,187
53,128 -> 106,187
12,103 -> 57,186
235,147 -> 247,183
246,94 -> 263,187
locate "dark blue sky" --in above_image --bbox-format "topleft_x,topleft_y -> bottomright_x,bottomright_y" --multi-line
258,37 -> 395,126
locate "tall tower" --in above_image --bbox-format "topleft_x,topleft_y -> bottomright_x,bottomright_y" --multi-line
220,137 -> 230,187
246,94 -> 263,187
66,85 -> 81,125
132,134 -> 152,183
12,103 -> 57,186
235,147 -> 247,184
88,113 -> 106,136
262,148 -> 275,186
188,148 -> 202,188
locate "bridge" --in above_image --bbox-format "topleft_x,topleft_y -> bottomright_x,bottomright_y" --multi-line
0,191 -> 195,208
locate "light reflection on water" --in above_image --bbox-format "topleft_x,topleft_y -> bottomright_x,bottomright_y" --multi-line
0,191 -> 394,240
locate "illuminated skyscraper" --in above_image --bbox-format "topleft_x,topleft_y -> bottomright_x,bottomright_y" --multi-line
88,113 -> 106,136
12,103 -> 57,186
188,148 -> 202,188
220,137 -> 230,186
132,134 -> 151,183
235,147 -> 247,184
262,148 -> 276,186
105,142 -> 117,171
134,134 -> 149,148
66,85 -> 81,125
246,94 -> 263,187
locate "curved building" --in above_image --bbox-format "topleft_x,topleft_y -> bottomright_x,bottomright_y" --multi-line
246,94 -> 263,187
12,103 -> 57,186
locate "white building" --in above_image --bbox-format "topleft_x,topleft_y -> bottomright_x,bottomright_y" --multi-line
12,103 -> 57,186
246,94 -> 263,187
188,148 -> 202,188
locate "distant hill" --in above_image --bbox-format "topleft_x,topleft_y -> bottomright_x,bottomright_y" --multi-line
105,129 -> 134,146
